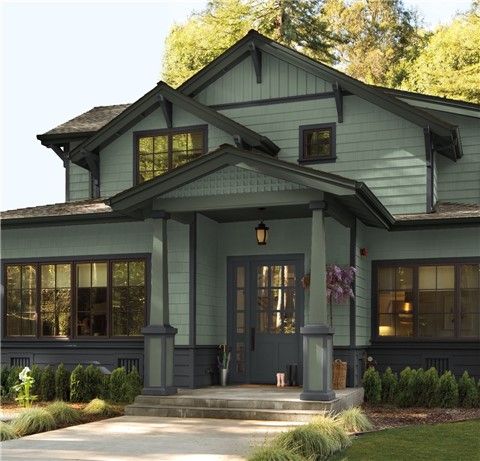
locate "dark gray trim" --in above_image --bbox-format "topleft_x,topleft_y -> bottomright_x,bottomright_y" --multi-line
298,123 -> 336,164
332,82 -> 343,123
132,125 -> 208,186
210,91 -> 336,110
248,41 -> 262,83
189,213 -> 197,346
158,95 -> 173,128
349,221 -> 356,347
371,257 -> 480,343
424,126 -> 434,213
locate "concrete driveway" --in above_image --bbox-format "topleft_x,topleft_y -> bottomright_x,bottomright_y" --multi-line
1,416 -> 301,461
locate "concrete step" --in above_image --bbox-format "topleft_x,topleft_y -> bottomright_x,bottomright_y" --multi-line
125,404 -> 324,422
132,395 -> 338,411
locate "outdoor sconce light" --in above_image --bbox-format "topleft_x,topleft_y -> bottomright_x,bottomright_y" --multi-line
255,220 -> 269,245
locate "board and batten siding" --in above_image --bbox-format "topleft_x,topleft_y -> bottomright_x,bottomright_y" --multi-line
99,106 -> 233,198
355,224 -> 480,347
220,95 -> 428,214
1,220 -> 191,345
430,111 -> 480,205
195,52 -> 330,106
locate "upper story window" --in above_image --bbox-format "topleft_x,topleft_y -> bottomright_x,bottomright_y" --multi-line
136,126 -> 207,184
375,260 -> 480,340
299,123 -> 336,164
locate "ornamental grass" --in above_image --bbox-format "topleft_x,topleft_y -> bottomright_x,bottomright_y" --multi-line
248,445 -> 306,461
336,407 -> 373,433
46,401 -> 82,426
83,398 -> 116,417
11,408 -> 56,436
0,421 -> 18,441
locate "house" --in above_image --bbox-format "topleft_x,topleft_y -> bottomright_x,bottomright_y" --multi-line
1,31 -> 479,400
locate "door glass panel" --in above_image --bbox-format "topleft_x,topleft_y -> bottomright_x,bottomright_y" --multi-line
283,265 -> 295,286
271,311 -> 283,333
270,266 -> 282,287
257,289 -> 269,311
236,266 -> 245,289
236,311 -> 245,334
257,266 -> 269,287
283,311 -> 296,334
258,310 -> 269,332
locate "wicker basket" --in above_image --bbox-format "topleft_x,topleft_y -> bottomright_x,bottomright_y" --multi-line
332,359 -> 347,390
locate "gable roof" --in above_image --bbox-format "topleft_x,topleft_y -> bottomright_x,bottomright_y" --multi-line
108,143 -> 394,229
179,30 -> 462,160
68,82 -> 279,168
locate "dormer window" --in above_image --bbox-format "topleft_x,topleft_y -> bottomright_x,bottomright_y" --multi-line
135,126 -> 207,183
299,123 -> 336,164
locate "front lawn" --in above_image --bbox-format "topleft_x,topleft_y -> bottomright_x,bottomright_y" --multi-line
331,419 -> 480,461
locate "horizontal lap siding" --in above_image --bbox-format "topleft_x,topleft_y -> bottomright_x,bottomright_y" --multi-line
68,163 -> 90,201
355,220 -> 371,346
196,53 -> 329,106
100,107 -> 232,197
221,96 -> 427,215
432,111 -> 480,205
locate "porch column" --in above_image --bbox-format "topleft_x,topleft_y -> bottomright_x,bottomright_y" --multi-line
300,201 -> 335,401
142,211 -> 177,396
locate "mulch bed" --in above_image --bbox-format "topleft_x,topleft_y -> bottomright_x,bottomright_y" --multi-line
364,404 -> 480,429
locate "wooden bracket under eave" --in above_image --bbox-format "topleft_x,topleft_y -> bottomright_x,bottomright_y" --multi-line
249,42 -> 262,84
332,82 -> 343,123
84,151 -> 100,180
158,94 -> 173,129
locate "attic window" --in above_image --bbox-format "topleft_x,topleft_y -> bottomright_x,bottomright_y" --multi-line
299,123 -> 336,164
135,125 -> 207,184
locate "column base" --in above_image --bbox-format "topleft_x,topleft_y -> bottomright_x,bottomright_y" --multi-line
300,390 -> 336,401
142,386 -> 177,396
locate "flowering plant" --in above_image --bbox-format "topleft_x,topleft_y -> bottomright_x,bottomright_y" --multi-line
13,366 -> 38,408
217,344 -> 231,370
326,264 -> 357,325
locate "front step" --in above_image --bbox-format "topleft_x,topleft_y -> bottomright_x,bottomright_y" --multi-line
125,404 -> 324,422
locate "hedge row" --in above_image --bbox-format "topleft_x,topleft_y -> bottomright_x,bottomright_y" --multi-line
0,364 -> 142,405
363,367 -> 480,408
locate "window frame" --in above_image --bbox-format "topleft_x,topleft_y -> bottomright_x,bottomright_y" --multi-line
298,123 -> 336,164
2,254 -> 150,342
133,125 -> 208,185
372,257 -> 480,343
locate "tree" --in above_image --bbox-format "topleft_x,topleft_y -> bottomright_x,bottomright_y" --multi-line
321,0 -> 426,87
162,0 -> 335,87
403,6 -> 480,103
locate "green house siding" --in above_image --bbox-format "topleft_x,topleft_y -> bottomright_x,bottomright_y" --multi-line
354,224 -> 480,347
68,163 -> 91,201
195,52 -> 330,106
355,220 -> 371,346
221,95 -> 427,214
431,112 -> 480,205
99,106 -> 233,197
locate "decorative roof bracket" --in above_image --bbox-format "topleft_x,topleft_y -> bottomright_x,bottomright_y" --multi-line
83,150 -> 100,180
249,41 -> 262,84
158,95 -> 173,128
332,82 -> 343,123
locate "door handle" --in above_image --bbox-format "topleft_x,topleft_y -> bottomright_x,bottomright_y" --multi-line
251,327 -> 255,351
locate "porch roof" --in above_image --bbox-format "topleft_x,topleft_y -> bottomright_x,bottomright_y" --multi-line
108,144 -> 394,229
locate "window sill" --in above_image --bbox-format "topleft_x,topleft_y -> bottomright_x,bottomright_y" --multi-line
298,157 -> 336,165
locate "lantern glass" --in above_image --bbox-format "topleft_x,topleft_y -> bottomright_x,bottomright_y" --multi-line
255,221 -> 269,245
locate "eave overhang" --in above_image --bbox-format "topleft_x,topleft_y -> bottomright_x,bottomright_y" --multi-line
67,82 -> 279,170
108,144 -> 394,229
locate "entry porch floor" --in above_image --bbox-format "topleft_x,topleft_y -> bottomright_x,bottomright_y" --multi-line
126,385 -> 364,421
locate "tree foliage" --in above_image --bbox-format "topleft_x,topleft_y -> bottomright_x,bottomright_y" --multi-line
403,6 -> 480,103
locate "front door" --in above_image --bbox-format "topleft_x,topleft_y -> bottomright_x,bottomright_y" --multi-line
228,255 -> 303,384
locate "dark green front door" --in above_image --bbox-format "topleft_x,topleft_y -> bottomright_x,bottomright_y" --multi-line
228,255 -> 304,384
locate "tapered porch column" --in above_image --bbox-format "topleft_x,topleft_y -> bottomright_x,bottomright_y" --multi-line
142,211 -> 177,396
300,201 -> 335,401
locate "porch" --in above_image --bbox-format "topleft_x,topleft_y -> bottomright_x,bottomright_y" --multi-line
126,385 -> 364,421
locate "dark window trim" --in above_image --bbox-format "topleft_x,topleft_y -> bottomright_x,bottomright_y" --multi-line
298,123 -> 336,165
371,257 -> 480,343
132,125 -> 208,186
2,253 -> 150,342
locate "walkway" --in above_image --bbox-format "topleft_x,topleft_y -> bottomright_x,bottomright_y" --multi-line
1,415 -> 301,461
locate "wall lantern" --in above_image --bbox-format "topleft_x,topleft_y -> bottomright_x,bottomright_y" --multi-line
255,208 -> 269,245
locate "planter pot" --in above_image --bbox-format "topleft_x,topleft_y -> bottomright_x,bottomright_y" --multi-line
220,368 -> 228,386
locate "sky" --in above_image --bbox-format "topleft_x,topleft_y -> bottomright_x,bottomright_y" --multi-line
0,0 -> 474,211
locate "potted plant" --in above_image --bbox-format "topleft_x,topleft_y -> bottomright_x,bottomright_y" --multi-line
326,264 -> 356,326
217,344 -> 231,387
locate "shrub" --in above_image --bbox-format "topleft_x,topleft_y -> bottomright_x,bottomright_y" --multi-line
84,365 -> 103,401
40,365 -> 56,402
477,378 -> 480,408
6,367 -> 21,399
337,407 -> 373,433
422,367 -> 440,407
70,365 -> 87,403
363,367 -> 381,404
100,374 -> 111,400
381,367 -> 397,404
55,364 -> 70,401
11,408 -> 56,436
0,421 -> 17,441
46,401 -> 82,426
248,446 -> 305,461
458,371 -> 478,408
275,424 -> 342,460
1,366 -> 11,398
411,368 -> 425,406
125,367 -> 142,403
437,371 -> 459,408
83,398 -> 116,417
30,365 -> 42,397
395,367 -> 416,408
110,367 -> 127,403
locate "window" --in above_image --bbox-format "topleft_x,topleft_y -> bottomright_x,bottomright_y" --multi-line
3,258 -> 146,339
299,123 -> 336,163
41,264 -> 71,337
375,261 -> 480,340
136,127 -> 206,183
